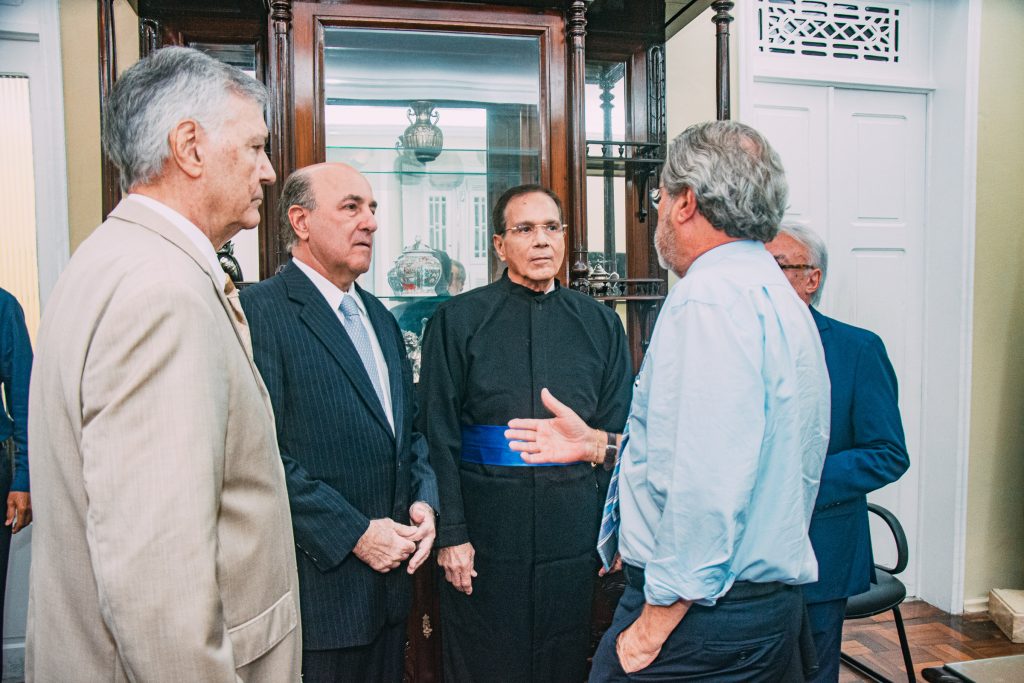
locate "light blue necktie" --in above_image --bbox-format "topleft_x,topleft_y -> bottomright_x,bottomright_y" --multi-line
596,438 -> 625,571
339,295 -> 387,409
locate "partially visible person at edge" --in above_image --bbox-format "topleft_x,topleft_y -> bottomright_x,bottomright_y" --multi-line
505,122 -> 831,682
0,287 -> 33,675
26,46 -> 300,681
767,223 -> 909,683
416,184 -> 633,682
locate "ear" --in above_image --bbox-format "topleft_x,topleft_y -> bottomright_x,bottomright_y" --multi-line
288,205 -> 311,243
168,119 -> 203,179
805,267 -> 822,299
492,233 -> 507,262
670,186 -> 698,224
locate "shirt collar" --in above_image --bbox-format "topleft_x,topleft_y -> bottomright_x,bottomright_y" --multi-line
292,257 -> 367,315
686,239 -> 765,276
500,268 -> 560,296
127,193 -> 224,279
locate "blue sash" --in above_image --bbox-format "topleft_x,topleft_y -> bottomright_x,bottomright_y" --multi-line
460,424 -> 571,467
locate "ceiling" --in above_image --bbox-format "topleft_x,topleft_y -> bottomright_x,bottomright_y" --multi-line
665,0 -> 716,41
663,0 -> 720,40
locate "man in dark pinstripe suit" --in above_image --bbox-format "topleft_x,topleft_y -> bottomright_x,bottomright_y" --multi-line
241,163 -> 439,683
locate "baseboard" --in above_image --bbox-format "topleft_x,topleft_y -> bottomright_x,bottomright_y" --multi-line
963,596 -> 989,614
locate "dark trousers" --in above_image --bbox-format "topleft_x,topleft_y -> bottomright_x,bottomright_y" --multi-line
301,621 -> 405,683
0,441 -> 11,674
805,599 -> 847,683
590,566 -> 805,682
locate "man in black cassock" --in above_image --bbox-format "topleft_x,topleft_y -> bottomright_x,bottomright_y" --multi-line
417,184 -> 633,683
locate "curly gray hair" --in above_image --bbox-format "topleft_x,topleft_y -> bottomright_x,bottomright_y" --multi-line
661,121 -> 788,243
103,46 -> 269,193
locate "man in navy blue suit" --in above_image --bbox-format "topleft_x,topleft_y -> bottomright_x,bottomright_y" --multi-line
242,163 -> 439,682
767,224 -> 910,682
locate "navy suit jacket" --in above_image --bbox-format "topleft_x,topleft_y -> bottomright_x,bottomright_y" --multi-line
804,307 -> 909,605
241,262 -> 439,650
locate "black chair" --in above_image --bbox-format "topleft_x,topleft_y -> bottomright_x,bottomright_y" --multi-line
840,503 -> 916,683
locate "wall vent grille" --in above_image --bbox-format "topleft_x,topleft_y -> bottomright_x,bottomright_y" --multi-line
757,0 -> 902,63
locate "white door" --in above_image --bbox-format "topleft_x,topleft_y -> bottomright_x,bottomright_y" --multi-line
751,82 -> 927,596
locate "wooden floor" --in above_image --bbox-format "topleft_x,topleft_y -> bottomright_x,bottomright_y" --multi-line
840,600 -> 1024,681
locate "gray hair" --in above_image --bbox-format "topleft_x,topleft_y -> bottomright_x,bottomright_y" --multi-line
103,46 -> 269,192
279,168 -> 318,254
661,121 -> 788,242
778,222 -> 828,306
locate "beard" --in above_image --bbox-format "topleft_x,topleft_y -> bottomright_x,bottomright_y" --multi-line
654,220 -> 679,276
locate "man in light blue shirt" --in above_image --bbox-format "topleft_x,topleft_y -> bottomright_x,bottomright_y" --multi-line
507,120 -> 831,681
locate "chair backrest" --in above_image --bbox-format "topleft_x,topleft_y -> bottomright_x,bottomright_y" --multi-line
868,502 -> 909,575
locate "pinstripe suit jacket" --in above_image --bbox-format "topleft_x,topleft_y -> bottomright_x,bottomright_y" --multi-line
241,261 -> 438,650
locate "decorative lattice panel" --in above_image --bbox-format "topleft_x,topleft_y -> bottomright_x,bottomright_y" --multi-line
757,0 -> 902,63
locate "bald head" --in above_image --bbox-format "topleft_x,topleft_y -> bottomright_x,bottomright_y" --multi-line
284,162 -> 379,290
280,163 -> 363,253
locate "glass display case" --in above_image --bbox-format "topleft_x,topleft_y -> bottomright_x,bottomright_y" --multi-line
322,27 -> 543,309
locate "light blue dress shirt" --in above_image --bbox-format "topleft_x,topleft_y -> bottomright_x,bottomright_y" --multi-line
618,240 -> 830,607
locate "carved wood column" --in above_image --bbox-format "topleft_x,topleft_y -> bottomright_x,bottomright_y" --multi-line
712,1 -> 734,121
139,18 -> 160,58
266,0 -> 294,276
599,66 -> 615,269
567,0 -> 589,292
98,0 -> 120,218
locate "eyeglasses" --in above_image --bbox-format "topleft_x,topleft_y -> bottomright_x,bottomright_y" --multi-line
650,188 -> 662,210
503,223 -> 567,237
777,263 -> 816,271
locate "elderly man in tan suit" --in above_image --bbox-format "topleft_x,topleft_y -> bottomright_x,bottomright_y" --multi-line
26,47 -> 300,681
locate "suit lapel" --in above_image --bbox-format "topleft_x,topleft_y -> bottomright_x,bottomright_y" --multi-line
108,200 -> 272,407
810,306 -> 832,344
357,283 -> 405,451
282,264 -> 394,437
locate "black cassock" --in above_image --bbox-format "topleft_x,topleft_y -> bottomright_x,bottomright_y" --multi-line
417,272 -> 633,683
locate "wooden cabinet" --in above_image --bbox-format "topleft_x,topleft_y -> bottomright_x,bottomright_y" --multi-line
112,2 -> 679,679
119,0 -> 672,366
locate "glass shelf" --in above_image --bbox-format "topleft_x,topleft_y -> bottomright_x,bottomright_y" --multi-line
326,143 -> 538,178
327,145 -> 537,156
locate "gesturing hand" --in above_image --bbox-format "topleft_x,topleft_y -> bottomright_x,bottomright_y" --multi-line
506,388 -> 602,464
353,518 -> 419,573
406,502 -> 436,574
437,542 -> 477,595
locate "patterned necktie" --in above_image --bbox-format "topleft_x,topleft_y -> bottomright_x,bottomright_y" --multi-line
596,447 -> 622,571
223,276 -> 252,357
338,295 -> 387,409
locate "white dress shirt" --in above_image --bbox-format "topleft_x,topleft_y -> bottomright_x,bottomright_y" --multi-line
127,193 -> 224,279
292,257 -> 394,431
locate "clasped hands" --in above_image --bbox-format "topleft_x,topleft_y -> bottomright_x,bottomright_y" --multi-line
353,501 -> 435,574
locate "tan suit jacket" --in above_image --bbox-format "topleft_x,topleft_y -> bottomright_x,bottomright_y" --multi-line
26,199 -> 301,681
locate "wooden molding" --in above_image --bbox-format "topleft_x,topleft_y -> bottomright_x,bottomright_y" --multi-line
98,0 -> 121,218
